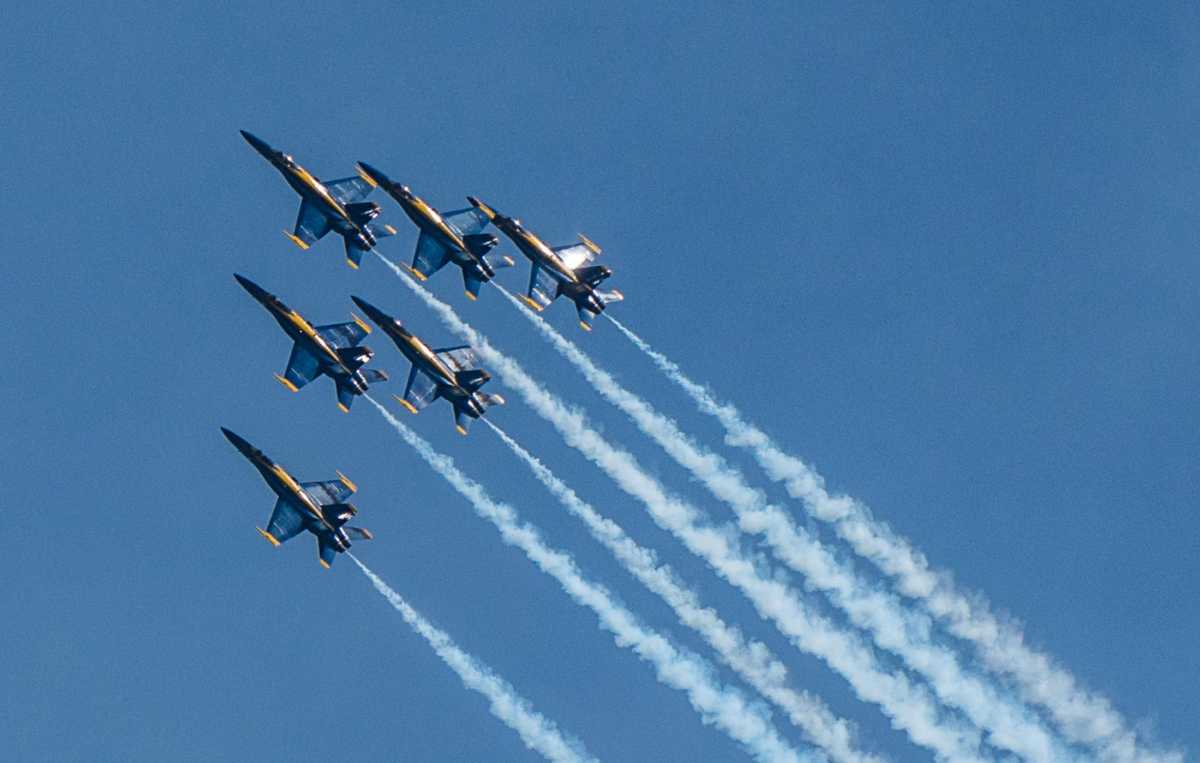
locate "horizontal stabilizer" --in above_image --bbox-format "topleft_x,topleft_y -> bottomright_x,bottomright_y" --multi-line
344,237 -> 368,269
463,269 -> 484,301
575,265 -> 611,287
453,406 -> 473,436
595,288 -> 624,305
478,392 -> 505,409
335,382 -> 357,413
577,305 -> 598,332
345,526 -> 373,541
361,368 -> 388,384
483,251 -> 515,270
317,536 -> 337,569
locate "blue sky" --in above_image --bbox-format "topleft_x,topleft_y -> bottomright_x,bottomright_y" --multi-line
2,2 -> 1197,760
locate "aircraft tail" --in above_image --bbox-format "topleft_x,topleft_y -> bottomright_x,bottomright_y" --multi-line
345,201 -> 382,226
455,368 -> 491,392
595,288 -> 624,305
335,346 -> 373,371
324,503 -> 357,528
452,405 -> 474,436
345,526 -> 373,541
575,265 -> 612,287
317,536 -> 338,568
463,233 -> 498,257
335,382 -> 358,413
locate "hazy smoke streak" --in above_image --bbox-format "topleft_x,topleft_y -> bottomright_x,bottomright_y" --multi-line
606,315 -> 1181,763
364,395 -> 810,763
351,555 -> 596,763
484,419 -> 882,763
492,295 -> 1071,761
373,253 -> 986,762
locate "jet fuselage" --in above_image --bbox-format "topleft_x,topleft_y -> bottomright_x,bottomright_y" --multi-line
236,275 -> 372,396
221,428 -> 351,551
351,297 -> 488,416
357,164 -> 496,281
242,131 -> 376,251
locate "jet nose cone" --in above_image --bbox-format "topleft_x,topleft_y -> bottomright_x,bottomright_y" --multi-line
240,130 -> 273,157
233,273 -> 270,302
350,295 -> 386,323
356,161 -> 386,186
221,427 -> 252,454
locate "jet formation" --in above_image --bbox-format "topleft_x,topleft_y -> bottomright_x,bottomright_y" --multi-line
229,130 -> 624,566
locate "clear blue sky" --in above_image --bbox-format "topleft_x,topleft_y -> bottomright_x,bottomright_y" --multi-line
3,2 -> 1196,760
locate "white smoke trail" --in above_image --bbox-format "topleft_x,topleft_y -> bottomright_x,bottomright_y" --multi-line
605,315 -> 1182,763
372,252 -> 986,762
483,419 -> 883,763
350,554 -> 596,763
364,395 -> 811,763
491,293 -> 1072,762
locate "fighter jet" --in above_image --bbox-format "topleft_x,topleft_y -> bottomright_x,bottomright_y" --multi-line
350,296 -> 505,435
355,162 -> 514,300
240,130 -> 397,269
235,274 -> 386,412
467,197 -> 623,330
222,427 -> 372,569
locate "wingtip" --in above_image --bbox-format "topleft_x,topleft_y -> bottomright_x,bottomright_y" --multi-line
257,527 -> 281,547
337,470 -> 358,493
274,374 -> 300,392
282,231 -> 310,250
352,313 -> 372,334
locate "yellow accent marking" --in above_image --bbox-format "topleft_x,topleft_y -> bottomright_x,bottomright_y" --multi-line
464,290 -> 477,301
337,471 -> 358,493
356,166 -> 378,187
455,425 -> 468,436
519,295 -> 544,312
346,259 -> 360,270
319,559 -> 332,569
384,225 -> 397,235
394,396 -> 420,415
283,231 -> 310,250
352,314 -> 371,334
578,233 -> 602,254
472,199 -> 497,220
337,402 -> 350,413
257,527 -> 281,547
274,374 -> 299,392
407,266 -> 428,281
579,321 -> 593,332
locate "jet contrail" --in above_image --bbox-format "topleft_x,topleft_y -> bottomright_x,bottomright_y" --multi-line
604,315 -> 1183,763
373,252 -> 986,762
351,554 -> 596,763
483,419 -> 883,763
490,295 -> 1072,762
364,395 -> 812,763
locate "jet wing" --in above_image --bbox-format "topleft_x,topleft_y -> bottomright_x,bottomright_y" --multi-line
442,207 -> 491,236
398,365 -> 440,412
290,201 -> 332,249
315,317 -> 370,349
410,231 -> 453,280
432,345 -> 479,372
302,476 -> 356,506
280,344 -> 321,390
525,264 -> 559,311
265,498 -> 307,545
553,243 -> 598,271
324,175 -> 376,204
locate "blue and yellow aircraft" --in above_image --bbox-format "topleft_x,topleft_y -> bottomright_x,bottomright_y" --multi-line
467,197 -> 624,330
222,428 -> 371,569
351,296 -> 505,435
240,130 -> 397,269
355,162 -> 514,300
235,274 -> 386,412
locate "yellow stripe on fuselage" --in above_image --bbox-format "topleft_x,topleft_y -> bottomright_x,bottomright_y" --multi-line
409,195 -> 467,252
289,165 -> 351,223
284,310 -> 345,369
519,229 -> 577,282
